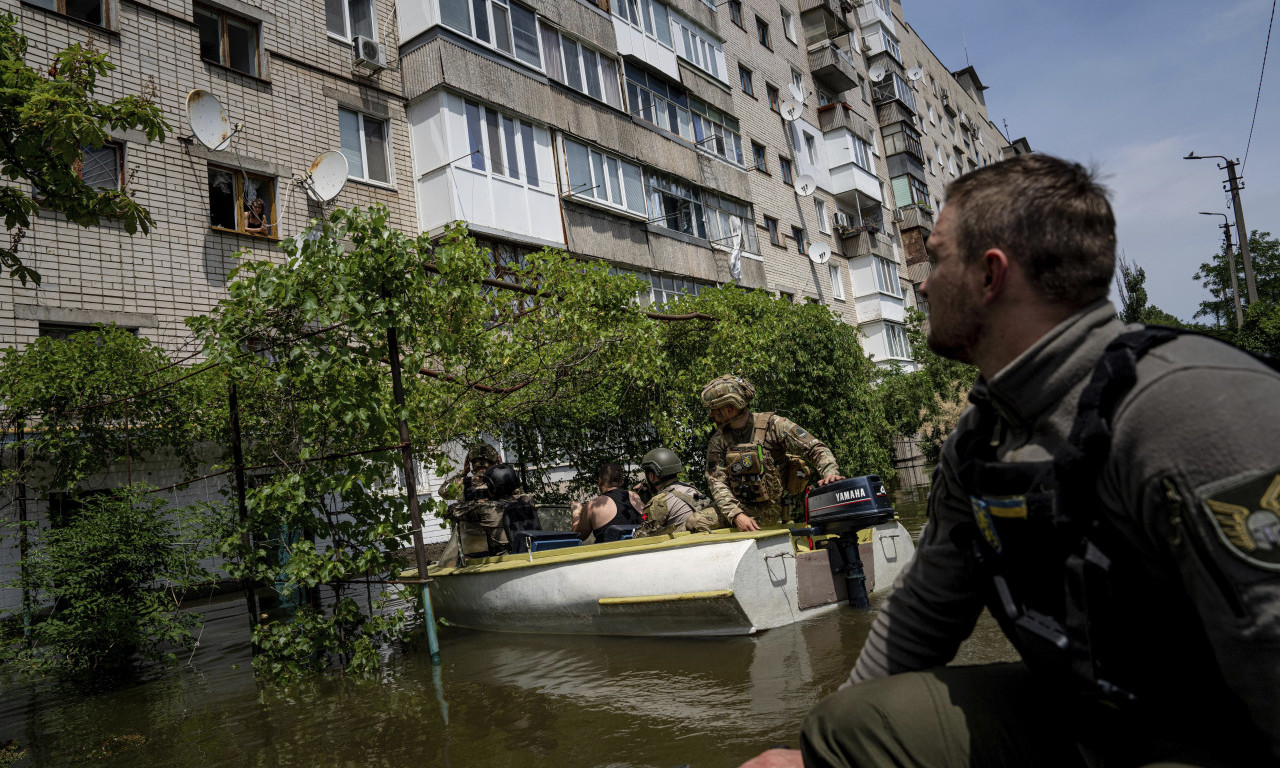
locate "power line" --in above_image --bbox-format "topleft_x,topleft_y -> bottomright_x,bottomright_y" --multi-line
1243,0 -> 1276,172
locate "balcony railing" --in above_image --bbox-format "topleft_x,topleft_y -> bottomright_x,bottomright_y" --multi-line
837,227 -> 893,259
871,73 -> 916,113
808,42 -> 857,92
885,133 -> 924,164
898,204 -> 934,233
798,0 -> 853,32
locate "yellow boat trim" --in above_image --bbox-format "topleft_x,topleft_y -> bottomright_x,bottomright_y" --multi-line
417,527 -> 795,577
599,590 -> 734,605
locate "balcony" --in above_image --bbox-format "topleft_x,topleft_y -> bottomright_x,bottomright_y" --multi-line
871,73 -> 916,113
817,103 -> 874,142
838,226 -> 893,260
798,0 -> 853,34
808,41 -> 858,92
898,204 -> 934,233
885,132 -> 924,164
856,0 -> 895,35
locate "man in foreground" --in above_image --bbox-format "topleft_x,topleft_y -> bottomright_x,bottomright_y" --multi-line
702,375 -> 844,530
742,154 -> 1280,766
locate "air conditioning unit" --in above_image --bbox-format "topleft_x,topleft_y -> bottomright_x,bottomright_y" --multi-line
893,208 -> 905,222
353,36 -> 386,71
834,212 -> 854,230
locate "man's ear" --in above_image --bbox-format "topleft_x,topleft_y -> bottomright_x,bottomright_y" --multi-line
979,248 -> 1011,305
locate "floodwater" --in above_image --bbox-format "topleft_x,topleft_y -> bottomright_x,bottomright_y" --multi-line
0,481 -> 1016,768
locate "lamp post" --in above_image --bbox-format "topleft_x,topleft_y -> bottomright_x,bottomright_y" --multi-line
1199,211 -> 1242,327
1185,152 -> 1256,305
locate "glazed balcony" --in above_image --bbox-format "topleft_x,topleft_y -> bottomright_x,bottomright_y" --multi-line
871,72 -> 916,113
798,0 -> 853,35
856,0 -> 895,35
808,41 -> 858,92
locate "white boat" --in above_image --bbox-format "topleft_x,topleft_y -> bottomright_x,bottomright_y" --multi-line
425,521 -> 915,637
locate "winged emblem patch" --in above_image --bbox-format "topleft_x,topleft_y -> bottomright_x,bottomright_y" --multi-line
1201,470 -> 1280,572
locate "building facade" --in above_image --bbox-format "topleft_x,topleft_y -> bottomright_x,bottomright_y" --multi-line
0,0 -> 1013,358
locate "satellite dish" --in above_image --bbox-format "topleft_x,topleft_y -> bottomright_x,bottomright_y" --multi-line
303,150 -> 349,202
779,98 -> 803,121
808,241 -> 831,265
907,67 -> 924,81
795,174 -> 817,197
868,64 -> 887,82
788,82 -> 805,103
185,89 -> 235,151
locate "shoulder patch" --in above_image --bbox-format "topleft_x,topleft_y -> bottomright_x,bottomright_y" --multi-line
792,425 -> 809,439
1200,467 -> 1280,572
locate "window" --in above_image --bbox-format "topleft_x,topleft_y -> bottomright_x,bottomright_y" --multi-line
890,174 -> 929,208
815,199 -> 829,234
673,17 -> 723,80
755,16 -> 770,48
803,132 -> 817,165
441,0 -> 541,66
466,101 -> 547,190
727,0 -> 743,27
928,103 -> 937,125
80,144 -> 121,190
885,322 -> 911,359
879,29 -> 901,62
751,142 -> 767,172
339,108 -> 390,184
792,226 -> 806,254
325,0 -> 374,40
208,166 -> 276,237
196,5 -> 260,76
564,138 -> 644,215
614,0 -> 674,48
626,63 -> 742,165
780,6 -> 795,42
647,172 -> 709,239
851,135 -> 872,171
779,156 -> 793,186
872,256 -> 901,296
766,83 -> 780,112
704,192 -> 760,254
830,263 -> 845,299
739,65 -> 753,96
542,28 -> 622,109
764,216 -> 780,246
26,0 -> 107,26
817,89 -> 834,106
649,273 -> 707,305
791,68 -> 804,96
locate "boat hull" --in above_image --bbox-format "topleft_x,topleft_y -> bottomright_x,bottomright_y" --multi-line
427,521 -> 914,637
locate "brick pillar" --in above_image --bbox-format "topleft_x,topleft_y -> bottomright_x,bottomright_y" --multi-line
902,228 -> 928,267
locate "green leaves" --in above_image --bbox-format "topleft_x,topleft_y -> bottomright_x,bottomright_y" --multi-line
0,14 -> 170,285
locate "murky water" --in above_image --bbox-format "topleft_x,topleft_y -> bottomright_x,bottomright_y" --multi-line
0,482 -> 1016,768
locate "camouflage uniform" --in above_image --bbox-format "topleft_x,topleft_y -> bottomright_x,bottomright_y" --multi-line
702,375 -> 839,527
635,478 -> 722,538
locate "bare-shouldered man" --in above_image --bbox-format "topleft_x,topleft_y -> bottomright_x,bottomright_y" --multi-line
573,463 -> 644,542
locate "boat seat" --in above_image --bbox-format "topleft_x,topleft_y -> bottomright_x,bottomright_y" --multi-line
595,523 -> 640,543
512,530 -> 583,554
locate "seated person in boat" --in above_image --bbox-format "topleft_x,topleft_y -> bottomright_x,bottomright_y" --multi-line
634,447 -> 723,538
573,463 -> 644,542
439,443 -> 500,502
702,375 -> 844,531
441,453 -> 535,559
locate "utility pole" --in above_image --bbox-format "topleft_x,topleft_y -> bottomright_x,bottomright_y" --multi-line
1200,211 -> 1242,327
1185,152 -> 1256,305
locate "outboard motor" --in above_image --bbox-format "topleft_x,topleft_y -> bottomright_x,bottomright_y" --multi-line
804,475 -> 896,608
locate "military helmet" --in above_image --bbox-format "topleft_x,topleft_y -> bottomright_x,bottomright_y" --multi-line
700,375 -> 755,410
467,443 -> 502,466
484,464 -> 519,498
641,447 -> 683,480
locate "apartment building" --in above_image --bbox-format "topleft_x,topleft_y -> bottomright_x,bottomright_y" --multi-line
0,0 -> 1013,365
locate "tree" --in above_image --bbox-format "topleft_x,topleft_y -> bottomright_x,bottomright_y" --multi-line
1115,253 -> 1184,327
1195,230 -> 1280,330
188,206 -> 656,678
0,14 -> 169,286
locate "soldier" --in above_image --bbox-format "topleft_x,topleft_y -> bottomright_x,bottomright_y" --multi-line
701,375 -> 845,530
439,443 -> 501,503
738,155 -> 1280,767
634,447 -> 723,538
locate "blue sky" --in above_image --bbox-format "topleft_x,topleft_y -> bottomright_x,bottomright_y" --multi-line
906,0 -> 1278,323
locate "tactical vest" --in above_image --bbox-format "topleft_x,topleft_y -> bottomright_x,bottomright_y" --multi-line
650,481 -> 713,528
724,412 -> 787,505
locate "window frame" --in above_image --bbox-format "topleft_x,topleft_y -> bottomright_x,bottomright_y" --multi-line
780,6 -> 795,43
751,141 -> 767,173
440,0 -> 542,66
326,0 -> 377,42
196,3 -> 262,78
339,108 -> 392,185
26,0 -> 111,29
727,0 -> 743,28
543,26 -> 622,109
815,199 -> 830,234
466,100 -> 548,192
764,215 -> 780,246
614,0 -> 674,49
791,225 -> 806,255
766,83 -> 780,113
80,142 -> 123,191
562,136 -> 645,216
738,64 -> 754,96
884,321 -> 911,359
829,263 -> 845,299
779,155 -> 793,186
755,15 -> 771,49
872,255 -> 902,297
207,164 -> 278,238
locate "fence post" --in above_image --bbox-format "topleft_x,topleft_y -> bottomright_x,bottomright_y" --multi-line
228,382 -> 260,642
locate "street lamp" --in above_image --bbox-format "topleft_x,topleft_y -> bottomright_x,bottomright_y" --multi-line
1198,211 -> 1242,326
1185,152 -> 1256,304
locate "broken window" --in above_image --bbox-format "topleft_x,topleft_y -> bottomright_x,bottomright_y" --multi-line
196,4 -> 260,77
80,143 -> 121,190
208,166 -> 276,237
26,0 -> 107,27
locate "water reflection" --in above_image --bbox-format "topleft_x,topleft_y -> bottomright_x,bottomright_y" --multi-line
0,482 -> 1016,768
